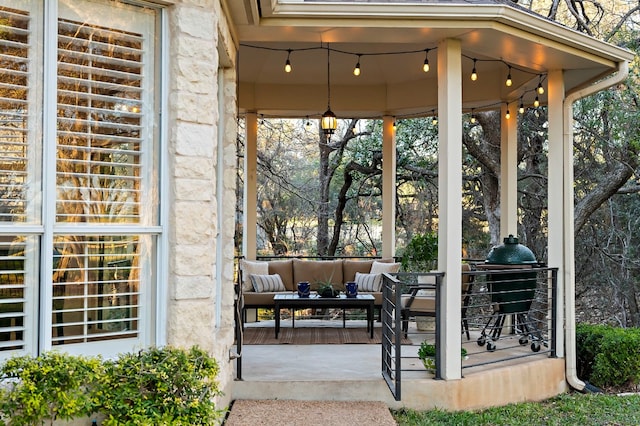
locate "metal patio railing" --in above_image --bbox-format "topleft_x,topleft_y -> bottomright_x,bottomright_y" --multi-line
381,266 -> 558,401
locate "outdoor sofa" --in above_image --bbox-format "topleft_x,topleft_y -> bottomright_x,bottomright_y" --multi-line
238,258 -> 400,322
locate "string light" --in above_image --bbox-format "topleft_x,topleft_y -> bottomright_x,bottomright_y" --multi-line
422,49 -> 430,73
505,103 -> 511,119
304,116 -> 312,131
284,49 -> 292,73
392,119 -> 397,131
242,44 -> 550,123
536,75 -> 545,94
353,54 -> 361,76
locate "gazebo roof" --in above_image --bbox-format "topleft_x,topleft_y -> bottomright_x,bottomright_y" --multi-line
229,0 -> 633,118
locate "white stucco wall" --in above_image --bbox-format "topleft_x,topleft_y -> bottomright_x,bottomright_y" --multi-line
164,0 -> 238,411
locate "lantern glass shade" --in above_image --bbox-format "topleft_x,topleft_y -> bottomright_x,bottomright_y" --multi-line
321,109 -> 337,134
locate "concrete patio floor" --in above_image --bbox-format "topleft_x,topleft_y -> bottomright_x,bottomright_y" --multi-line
232,318 -> 568,410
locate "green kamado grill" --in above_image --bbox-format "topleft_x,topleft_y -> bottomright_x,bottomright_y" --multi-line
485,234 -> 538,313
478,235 -> 544,352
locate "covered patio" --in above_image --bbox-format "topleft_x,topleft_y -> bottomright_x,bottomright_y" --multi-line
232,267 -> 564,410
230,0 -> 633,408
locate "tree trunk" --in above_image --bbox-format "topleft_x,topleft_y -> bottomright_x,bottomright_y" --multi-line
317,130 -> 331,256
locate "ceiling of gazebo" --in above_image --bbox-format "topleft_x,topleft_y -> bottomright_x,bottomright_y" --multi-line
228,0 -> 633,119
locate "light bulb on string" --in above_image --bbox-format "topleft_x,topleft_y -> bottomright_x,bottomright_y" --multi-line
353,54 -> 361,76
537,75 -> 545,94
471,59 -> 478,81
392,120 -> 397,131
519,98 -> 525,114
505,107 -> 511,120
284,49 -> 292,73
505,65 -> 512,87
470,109 -> 476,124
304,116 -> 312,131
422,50 -> 430,73
431,111 -> 438,125
534,96 -> 540,108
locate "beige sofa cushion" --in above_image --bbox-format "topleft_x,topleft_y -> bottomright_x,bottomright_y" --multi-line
401,294 -> 436,313
268,260 -> 294,291
370,260 -> 401,274
243,292 -> 282,306
240,259 -> 269,292
292,259 -> 344,291
342,259 -> 374,282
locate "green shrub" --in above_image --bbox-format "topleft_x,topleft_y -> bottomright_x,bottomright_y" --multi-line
400,232 -> 438,272
576,324 -> 640,388
0,346 -> 224,426
99,346 -> 224,425
576,323 -> 609,379
0,351 -> 104,426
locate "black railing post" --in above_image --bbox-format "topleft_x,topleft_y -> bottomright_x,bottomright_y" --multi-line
381,273 -> 402,401
393,274 -> 402,400
435,273 -> 442,380
551,267 -> 558,357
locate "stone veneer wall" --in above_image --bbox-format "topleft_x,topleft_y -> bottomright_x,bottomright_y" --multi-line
165,0 -> 238,411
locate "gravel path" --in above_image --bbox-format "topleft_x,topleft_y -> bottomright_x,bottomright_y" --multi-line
224,400 -> 397,425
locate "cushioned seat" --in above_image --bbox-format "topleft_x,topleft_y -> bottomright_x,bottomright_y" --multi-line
401,264 -> 474,338
237,258 -> 399,325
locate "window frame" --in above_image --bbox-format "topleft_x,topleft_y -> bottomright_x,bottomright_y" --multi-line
0,0 -> 167,360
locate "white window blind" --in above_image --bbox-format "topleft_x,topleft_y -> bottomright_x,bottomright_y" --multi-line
0,5 -> 30,223
0,0 -> 160,359
56,18 -> 145,224
52,235 -> 142,345
0,237 -> 26,351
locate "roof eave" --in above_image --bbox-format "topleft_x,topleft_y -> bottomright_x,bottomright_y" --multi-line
255,2 -> 633,64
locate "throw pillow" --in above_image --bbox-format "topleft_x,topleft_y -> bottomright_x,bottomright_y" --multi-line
370,260 -> 401,274
240,259 -> 268,292
355,272 -> 383,292
250,274 -> 286,293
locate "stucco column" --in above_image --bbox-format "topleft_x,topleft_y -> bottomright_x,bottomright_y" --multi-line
500,101 -> 518,238
547,70 -> 565,356
437,38 -> 462,380
244,113 -> 258,260
382,115 -> 397,259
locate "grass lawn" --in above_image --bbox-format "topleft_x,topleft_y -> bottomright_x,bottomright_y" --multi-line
393,393 -> 640,425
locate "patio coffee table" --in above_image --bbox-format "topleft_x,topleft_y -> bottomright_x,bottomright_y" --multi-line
274,294 -> 375,339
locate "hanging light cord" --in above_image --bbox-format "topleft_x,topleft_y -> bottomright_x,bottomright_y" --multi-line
326,46 -> 331,109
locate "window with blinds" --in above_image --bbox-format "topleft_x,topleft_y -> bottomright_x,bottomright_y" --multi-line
0,0 -> 160,358
52,235 -> 143,345
50,2 -> 156,350
56,18 -> 145,224
0,236 -> 27,351
0,6 -> 30,223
